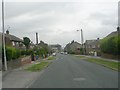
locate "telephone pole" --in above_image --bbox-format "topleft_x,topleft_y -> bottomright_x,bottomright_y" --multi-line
81,29 -> 84,55
2,0 -> 7,70
36,32 -> 38,45
77,29 -> 84,55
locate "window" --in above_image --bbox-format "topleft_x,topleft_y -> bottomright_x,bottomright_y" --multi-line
12,41 -> 15,46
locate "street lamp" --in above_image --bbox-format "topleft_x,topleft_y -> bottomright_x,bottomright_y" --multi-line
2,0 -> 7,71
77,29 -> 84,55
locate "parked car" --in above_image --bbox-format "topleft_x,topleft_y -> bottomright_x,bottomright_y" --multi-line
52,53 -> 56,56
64,52 -> 68,55
60,52 -> 64,54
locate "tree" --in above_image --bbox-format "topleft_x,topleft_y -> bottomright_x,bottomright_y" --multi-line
23,37 -> 31,49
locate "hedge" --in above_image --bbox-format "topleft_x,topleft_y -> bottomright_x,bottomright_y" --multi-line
6,47 -> 21,61
4,46 -> 49,61
100,35 -> 120,55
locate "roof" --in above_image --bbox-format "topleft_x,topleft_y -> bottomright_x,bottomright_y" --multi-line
0,32 -> 22,42
85,39 -> 100,45
106,31 -> 119,38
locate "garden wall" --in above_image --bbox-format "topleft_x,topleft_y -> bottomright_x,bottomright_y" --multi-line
5,56 -> 31,70
101,53 -> 120,61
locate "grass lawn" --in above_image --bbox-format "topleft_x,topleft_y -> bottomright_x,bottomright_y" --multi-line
47,56 -> 56,60
26,61 -> 49,72
85,58 -> 120,71
75,55 -> 85,58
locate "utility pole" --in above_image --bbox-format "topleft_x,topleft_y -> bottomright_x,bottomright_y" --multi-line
81,29 -> 84,55
77,30 -> 81,43
77,29 -> 84,55
2,0 -> 7,71
36,32 -> 38,45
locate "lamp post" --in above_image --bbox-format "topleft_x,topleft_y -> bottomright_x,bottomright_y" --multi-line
77,29 -> 84,55
2,0 -> 7,71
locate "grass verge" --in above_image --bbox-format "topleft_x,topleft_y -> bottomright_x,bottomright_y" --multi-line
75,55 -> 85,58
85,58 -> 120,71
47,56 -> 56,60
26,61 -> 49,72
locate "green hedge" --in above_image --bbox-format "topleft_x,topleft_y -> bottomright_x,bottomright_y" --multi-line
35,47 -> 48,58
6,47 -> 21,61
100,35 -> 120,55
5,46 -> 49,61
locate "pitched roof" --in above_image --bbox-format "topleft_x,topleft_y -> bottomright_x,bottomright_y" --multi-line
5,34 -> 22,42
0,32 -> 22,42
106,31 -> 119,38
85,39 -> 99,45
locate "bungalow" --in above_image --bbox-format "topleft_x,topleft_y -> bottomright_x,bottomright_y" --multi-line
0,30 -> 25,49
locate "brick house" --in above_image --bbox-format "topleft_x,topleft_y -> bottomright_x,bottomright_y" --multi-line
0,30 -> 25,49
64,40 -> 82,54
49,44 -> 61,53
85,38 -> 101,56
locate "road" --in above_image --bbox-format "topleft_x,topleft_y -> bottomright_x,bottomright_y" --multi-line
30,54 -> 118,88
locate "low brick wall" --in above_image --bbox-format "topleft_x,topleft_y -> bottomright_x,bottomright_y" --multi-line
5,56 -> 31,70
101,53 -> 120,60
7,59 -> 21,70
21,56 -> 31,66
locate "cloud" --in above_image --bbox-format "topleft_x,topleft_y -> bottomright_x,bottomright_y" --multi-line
0,0 -> 119,47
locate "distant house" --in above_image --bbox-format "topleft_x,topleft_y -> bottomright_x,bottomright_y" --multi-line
85,38 -> 100,56
29,42 -> 35,49
49,44 -> 61,52
64,40 -> 82,54
0,30 -> 25,49
37,41 -> 51,53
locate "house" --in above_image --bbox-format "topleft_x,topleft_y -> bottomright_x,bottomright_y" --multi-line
64,40 -> 82,54
29,42 -> 35,49
37,41 -> 51,53
106,28 -> 120,38
0,30 -> 25,49
49,44 -> 61,53
85,38 -> 100,56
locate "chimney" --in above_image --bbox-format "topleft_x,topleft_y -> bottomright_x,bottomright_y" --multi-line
117,26 -> 120,32
97,38 -> 99,40
6,30 -> 9,34
36,32 -> 38,45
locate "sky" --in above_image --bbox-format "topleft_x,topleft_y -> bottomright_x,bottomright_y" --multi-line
0,0 -> 119,47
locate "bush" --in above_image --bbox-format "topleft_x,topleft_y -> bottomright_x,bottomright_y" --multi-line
21,49 -> 32,56
34,47 -> 48,58
6,47 -> 21,61
100,35 -> 120,55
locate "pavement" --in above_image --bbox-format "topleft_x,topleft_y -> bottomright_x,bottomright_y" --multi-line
2,59 -> 45,88
30,54 -> 118,88
0,71 -> 2,90
74,55 -> 119,62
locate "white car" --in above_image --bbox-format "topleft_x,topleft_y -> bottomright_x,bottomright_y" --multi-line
52,53 -> 56,56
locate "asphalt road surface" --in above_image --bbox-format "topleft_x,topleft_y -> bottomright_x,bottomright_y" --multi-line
30,54 -> 118,88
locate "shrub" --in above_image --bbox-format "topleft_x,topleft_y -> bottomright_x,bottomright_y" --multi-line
100,35 -> 120,55
6,47 -> 21,61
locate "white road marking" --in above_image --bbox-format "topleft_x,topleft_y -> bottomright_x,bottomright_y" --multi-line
73,78 -> 86,81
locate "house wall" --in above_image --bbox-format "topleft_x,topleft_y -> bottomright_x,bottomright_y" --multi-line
85,41 -> 101,56
68,42 -> 82,54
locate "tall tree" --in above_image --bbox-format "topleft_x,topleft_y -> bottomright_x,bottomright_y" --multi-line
23,37 -> 30,49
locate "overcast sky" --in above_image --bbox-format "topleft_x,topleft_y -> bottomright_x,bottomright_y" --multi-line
0,0 -> 119,47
